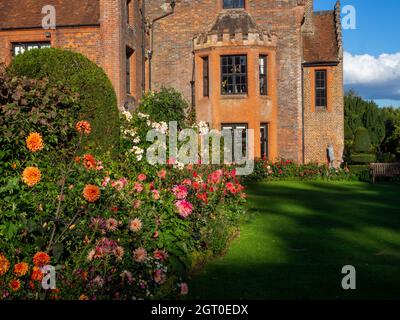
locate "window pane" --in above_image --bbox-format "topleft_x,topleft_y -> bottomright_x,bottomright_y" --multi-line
221,55 -> 247,95
203,57 -> 209,97
315,70 -> 327,108
12,42 -> 51,56
223,0 -> 244,9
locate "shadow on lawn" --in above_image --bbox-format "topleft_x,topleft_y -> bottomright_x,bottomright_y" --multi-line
188,181 -> 400,300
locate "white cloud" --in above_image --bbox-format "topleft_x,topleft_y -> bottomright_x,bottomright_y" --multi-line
344,51 -> 400,100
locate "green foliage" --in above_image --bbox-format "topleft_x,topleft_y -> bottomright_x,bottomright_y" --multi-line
138,88 -> 190,129
352,127 -> 372,153
7,48 -> 120,153
0,82 -> 246,300
344,122 -> 354,141
350,153 -> 377,164
344,91 -> 400,162
241,158 -> 354,183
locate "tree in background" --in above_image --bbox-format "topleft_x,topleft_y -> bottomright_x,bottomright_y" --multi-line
344,91 -> 400,163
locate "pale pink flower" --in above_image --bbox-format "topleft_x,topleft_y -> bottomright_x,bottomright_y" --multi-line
152,189 -> 160,200
133,182 -> 143,192
133,199 -> 142,208
175,200 -> 193,218
92,276 -> 104,288
173,185 -> 188,199
114,246 -> 125,260
129,218 -> 142,232
133,247 -> 147,263
179,282 -> 189,295
105,218 -> 118,232
87,249 -> 96,262
102,176 -> 111,187
153,269 -> 166,284
96,161 -> 104,171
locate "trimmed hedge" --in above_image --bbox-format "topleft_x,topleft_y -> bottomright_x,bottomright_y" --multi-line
353,127 -> 372,153
350,153 -> 376,164
8,48 -> 120,153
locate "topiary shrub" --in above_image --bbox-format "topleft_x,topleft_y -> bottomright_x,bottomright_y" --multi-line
352,127 -> 372,153
7,48 -> 120,153
138,88 -> 190,129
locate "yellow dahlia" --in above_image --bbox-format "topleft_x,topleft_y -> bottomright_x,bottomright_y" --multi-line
22,167 -> 41,187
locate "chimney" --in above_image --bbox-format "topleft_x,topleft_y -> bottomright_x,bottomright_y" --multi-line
302,0 -> 314,34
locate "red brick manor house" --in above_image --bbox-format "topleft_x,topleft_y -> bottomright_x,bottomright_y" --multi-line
0,0 -> 344,164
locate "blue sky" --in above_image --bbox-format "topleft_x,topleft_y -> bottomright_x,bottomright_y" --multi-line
314,0 -> 400,107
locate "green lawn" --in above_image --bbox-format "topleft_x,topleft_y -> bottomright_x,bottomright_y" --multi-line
188,181 -> 400,299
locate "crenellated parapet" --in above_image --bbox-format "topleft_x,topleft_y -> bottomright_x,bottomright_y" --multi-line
193,10 -> 277,51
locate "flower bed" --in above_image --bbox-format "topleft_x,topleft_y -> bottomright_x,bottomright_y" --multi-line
0,113 -> 246,300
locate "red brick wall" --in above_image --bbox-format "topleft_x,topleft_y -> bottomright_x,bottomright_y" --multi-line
0,0 -> 143,110
147,0 -> 306,162
303,62 -> 344,165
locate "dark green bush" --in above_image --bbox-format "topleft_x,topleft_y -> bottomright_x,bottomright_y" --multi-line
138,88 -> 190,128
350,153 -> 377,164
8,48 -> 119,153
355,169 -> 372,183
353,127 -> 372,153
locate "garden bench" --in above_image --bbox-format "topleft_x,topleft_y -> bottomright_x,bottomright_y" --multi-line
370,163 -> 400,183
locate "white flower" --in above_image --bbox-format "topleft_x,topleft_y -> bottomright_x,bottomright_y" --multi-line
122,110 -> 133,122
133,136 -> 140,144
173,161 -> 185,170
123,129 -> 137,138
130,146 -> 144,161
138,112 -> 150,119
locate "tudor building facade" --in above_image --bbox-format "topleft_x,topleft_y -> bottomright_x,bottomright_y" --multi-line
0,0 -> 344,164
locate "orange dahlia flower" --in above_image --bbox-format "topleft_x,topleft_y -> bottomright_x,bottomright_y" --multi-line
75,121 -> 92,135
79,294 -> 89,300
31,266 -> 43,281
33,252 -> 50,267
0,254 -> 10,276
83,184 -> 101,202
83,154 -> 96,170
26,132 -> 44,152
13,262 -> 29,277
9,279 -> 21,292
22,167 -> 41,187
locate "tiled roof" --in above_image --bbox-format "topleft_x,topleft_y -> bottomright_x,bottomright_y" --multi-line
303,11 -> 339,63
0,0 -> 99,30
